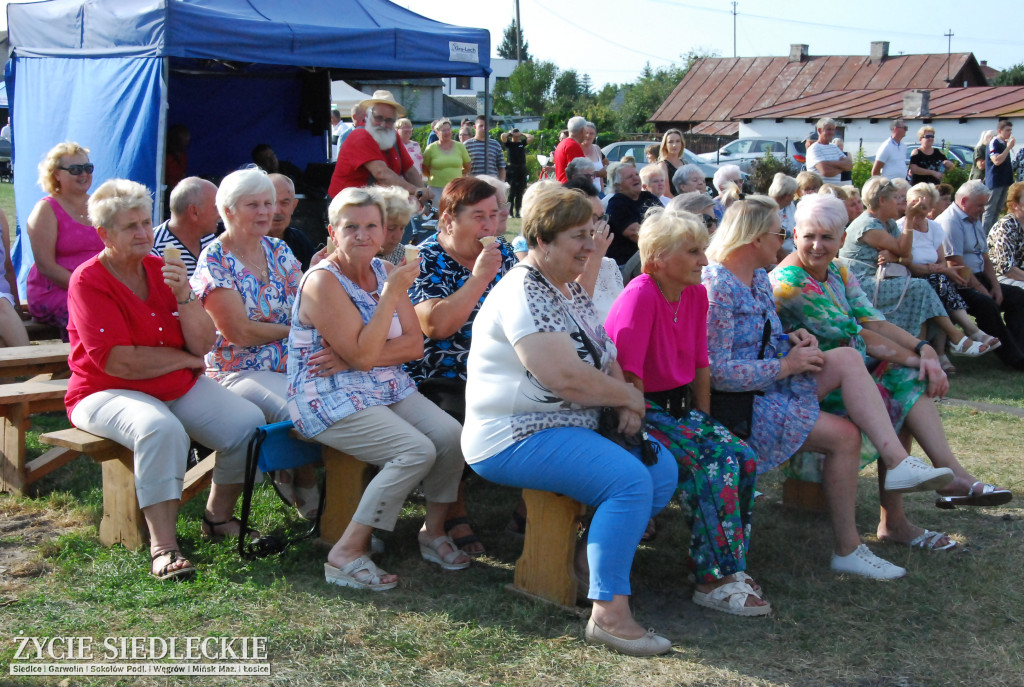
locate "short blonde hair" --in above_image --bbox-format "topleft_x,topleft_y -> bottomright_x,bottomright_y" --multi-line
890,178 -> 911,193
768,173 -> 798,199
328,186 -> 386,230
38,141 -> 90,194
861,176 -> 897,210
378,186 -> 415,227
433,117 -> 452,132
639,165 -> 666,185
88,178 -> 152,230
917,125 -> 935,140
907,182 -> 939,207
795,170 -> 822,194
521,185 -> 592,248
639,209 -> 708,272
396,117 -> 412,129
706,195 -> 779,262
1007,181 -> 1024,213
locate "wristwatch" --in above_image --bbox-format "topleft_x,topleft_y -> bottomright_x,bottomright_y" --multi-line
914,340 -> 928,355
177,291 -> 197,305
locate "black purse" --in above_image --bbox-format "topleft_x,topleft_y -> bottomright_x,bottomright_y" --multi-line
709,320 -> 772,440
645,385 -> 692,420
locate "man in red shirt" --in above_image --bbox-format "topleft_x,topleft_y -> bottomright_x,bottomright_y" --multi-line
328,90 -> 431,201
553,116 -> 588,183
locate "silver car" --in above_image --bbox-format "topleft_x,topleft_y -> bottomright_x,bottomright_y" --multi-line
699,137 -> 807,173
601,140 -> 722,188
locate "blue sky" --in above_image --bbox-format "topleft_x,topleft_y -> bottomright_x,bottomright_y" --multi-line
2,0 -> 1020,88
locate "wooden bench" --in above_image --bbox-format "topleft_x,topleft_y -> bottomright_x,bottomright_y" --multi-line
0,378 -> 73,496
782,478 -> 827,511
0,342 -> 71,380
39,428 -> 216,549
317,446 -> 374,547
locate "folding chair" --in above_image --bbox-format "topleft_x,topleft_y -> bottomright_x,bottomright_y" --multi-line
238,420 -> 324,559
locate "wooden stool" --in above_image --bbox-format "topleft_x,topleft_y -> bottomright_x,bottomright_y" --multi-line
508,489 -> 586,611
782,477 -> 827,512
40,428 -> 215,549
317,446 -> 373,546
0,378 -> 72,496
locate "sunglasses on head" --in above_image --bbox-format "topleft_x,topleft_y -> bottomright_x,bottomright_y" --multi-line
60,163 -> 94,176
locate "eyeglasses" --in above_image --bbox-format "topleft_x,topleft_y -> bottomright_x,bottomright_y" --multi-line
923,134 -> 935,139
370,112 -> 396,127
767,230 -> 787,239
702,214 -> 718,229
593,213 -> 609,224
59,163 -> 94,176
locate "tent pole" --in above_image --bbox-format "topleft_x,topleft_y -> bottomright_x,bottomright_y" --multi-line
155,56 -> 170,222
483,78 -> 491,174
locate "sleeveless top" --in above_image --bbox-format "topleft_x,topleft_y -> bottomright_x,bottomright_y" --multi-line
286,258 -> 415,437
586,144 -> 605,193
664,159 -> 680,196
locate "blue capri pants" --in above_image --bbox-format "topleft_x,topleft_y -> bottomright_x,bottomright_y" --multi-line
471,427 -> 678,601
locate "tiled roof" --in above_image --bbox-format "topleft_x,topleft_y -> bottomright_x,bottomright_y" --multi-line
652,51 -> 987,131
735,86 -> 1024,120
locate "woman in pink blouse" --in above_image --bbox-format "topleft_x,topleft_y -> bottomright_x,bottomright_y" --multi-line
66,179 -> 264,580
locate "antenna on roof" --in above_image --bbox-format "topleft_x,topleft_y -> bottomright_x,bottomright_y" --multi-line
944,29 -> 954,84
732,2 -> 738,58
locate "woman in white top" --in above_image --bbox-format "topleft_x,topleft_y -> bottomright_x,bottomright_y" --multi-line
463,184 -> 676,656
583,122 -> 608,193
897,182 -> 997,373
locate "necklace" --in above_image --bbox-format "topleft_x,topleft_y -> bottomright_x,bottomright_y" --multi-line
224,237 -> 269,282
101,254 -> 146,299
653,278 -> 682,322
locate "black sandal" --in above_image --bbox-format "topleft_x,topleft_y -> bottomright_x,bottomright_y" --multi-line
444,516 -> 485,556
202,514 -> 259,541
150,549 -> 195,581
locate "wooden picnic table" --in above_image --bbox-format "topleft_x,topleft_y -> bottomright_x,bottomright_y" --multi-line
0,342 -> 71,379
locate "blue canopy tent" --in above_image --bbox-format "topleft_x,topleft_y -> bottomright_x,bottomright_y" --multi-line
5,0 -> 490,293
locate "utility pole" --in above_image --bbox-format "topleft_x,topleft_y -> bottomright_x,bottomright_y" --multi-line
515,0 -> 522,66
944,29 -> 954,83
732,2 -> 737,58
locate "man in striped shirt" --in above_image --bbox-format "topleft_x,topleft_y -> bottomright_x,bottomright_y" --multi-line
464,115 -> 506,181
151,177 -> 219,277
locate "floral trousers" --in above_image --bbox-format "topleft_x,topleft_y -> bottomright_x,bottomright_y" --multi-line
645,404 -> 758,583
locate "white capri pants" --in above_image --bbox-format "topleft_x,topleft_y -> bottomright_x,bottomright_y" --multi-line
218,370 -> 290,424
311,391 -> 463,531
70,375 -> 265,509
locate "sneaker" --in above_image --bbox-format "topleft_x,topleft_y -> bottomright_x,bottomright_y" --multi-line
883,456 -> 954,493
831,544 -> 906,580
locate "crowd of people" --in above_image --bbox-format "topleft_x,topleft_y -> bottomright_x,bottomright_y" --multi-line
17,91 -> 1016,657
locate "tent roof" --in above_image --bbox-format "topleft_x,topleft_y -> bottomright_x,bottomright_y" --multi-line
7,0 -> 490,77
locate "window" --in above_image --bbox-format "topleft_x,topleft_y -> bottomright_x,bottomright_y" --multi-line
455,76 -> 472,90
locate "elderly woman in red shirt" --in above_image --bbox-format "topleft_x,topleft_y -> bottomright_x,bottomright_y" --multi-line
66,179 -> 264,580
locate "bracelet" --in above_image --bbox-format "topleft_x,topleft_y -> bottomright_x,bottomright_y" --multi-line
177,291 -> 197,305
914,340 -> 928,355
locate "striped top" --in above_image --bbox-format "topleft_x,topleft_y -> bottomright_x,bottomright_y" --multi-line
151,220 -> 216,278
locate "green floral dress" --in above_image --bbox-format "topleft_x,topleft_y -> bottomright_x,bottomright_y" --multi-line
770,261 -> 925,472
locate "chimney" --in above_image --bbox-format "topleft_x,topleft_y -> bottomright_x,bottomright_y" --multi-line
870,41 -> 890,64
903,90 -> 930,119
789,44 -> 808,63
981,60 -> 988,67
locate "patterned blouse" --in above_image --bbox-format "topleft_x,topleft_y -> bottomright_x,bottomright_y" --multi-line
988,214 -> 1024,276
191,237 -> 301,379
703,264 -> 819,473
286,258 -> 415,438
405,235 -> 518,383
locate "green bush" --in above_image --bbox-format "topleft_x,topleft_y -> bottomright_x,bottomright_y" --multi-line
942,143 -> 971,194
851,147 -> 873,189
748,150 -> 798,194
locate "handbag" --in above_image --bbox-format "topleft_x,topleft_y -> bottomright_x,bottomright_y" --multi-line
521,264 -> 660,466
871,262 -> 911,315
709,320 -> 771,439
645,385 -> 692,420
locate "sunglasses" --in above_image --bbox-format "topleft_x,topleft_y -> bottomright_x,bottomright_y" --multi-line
923,134 -> 935,139
702,214 -> 718,229
59,163 -> 94,176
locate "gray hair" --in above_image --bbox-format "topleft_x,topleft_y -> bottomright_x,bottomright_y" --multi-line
567,116 -> 587,134
168,177 -> 215,217
216,167 -> 276,220
607,161 -> 633,192
476,173 -> 510,200
768,173 -> 798,199
815,116 -> 837,131
673,164 -> 704,190
861,176 -> 898,210
566,157 -> 595,179
890,118 -> 906,132
977,129 -> 996,147
88,178 -> 153,229
666,192 -> 713,215
794,194 -> 847,235
712,164 -> 742,194
956,179 -> 992,203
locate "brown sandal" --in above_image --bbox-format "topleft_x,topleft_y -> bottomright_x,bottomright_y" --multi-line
150,549 -> 195,581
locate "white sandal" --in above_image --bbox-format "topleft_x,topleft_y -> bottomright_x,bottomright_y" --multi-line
969,330 -> 1001,352
324,556 -> 397,591
948,336 -> 989,357
692,580 -> 771,617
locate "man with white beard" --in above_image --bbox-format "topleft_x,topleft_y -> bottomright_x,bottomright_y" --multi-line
327,90 -> 430,200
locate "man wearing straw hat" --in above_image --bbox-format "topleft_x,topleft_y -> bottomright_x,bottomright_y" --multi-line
328,90 -> 431,201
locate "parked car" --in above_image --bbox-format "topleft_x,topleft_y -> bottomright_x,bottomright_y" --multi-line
601,141 -> 725,191
904,142 -> 972,168
699,137 -> 806,173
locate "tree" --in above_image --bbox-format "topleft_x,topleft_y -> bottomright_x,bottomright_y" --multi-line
497,21 -> 530,62
615,50 -> 716,133
493,60 -> 556,115
993,62 -> 1024,86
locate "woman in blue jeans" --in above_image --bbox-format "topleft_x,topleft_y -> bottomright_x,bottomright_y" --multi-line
463,184 -> 677,657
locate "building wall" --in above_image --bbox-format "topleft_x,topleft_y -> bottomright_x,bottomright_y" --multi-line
739,118 -> 1020,155
442,58 -> 517,97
